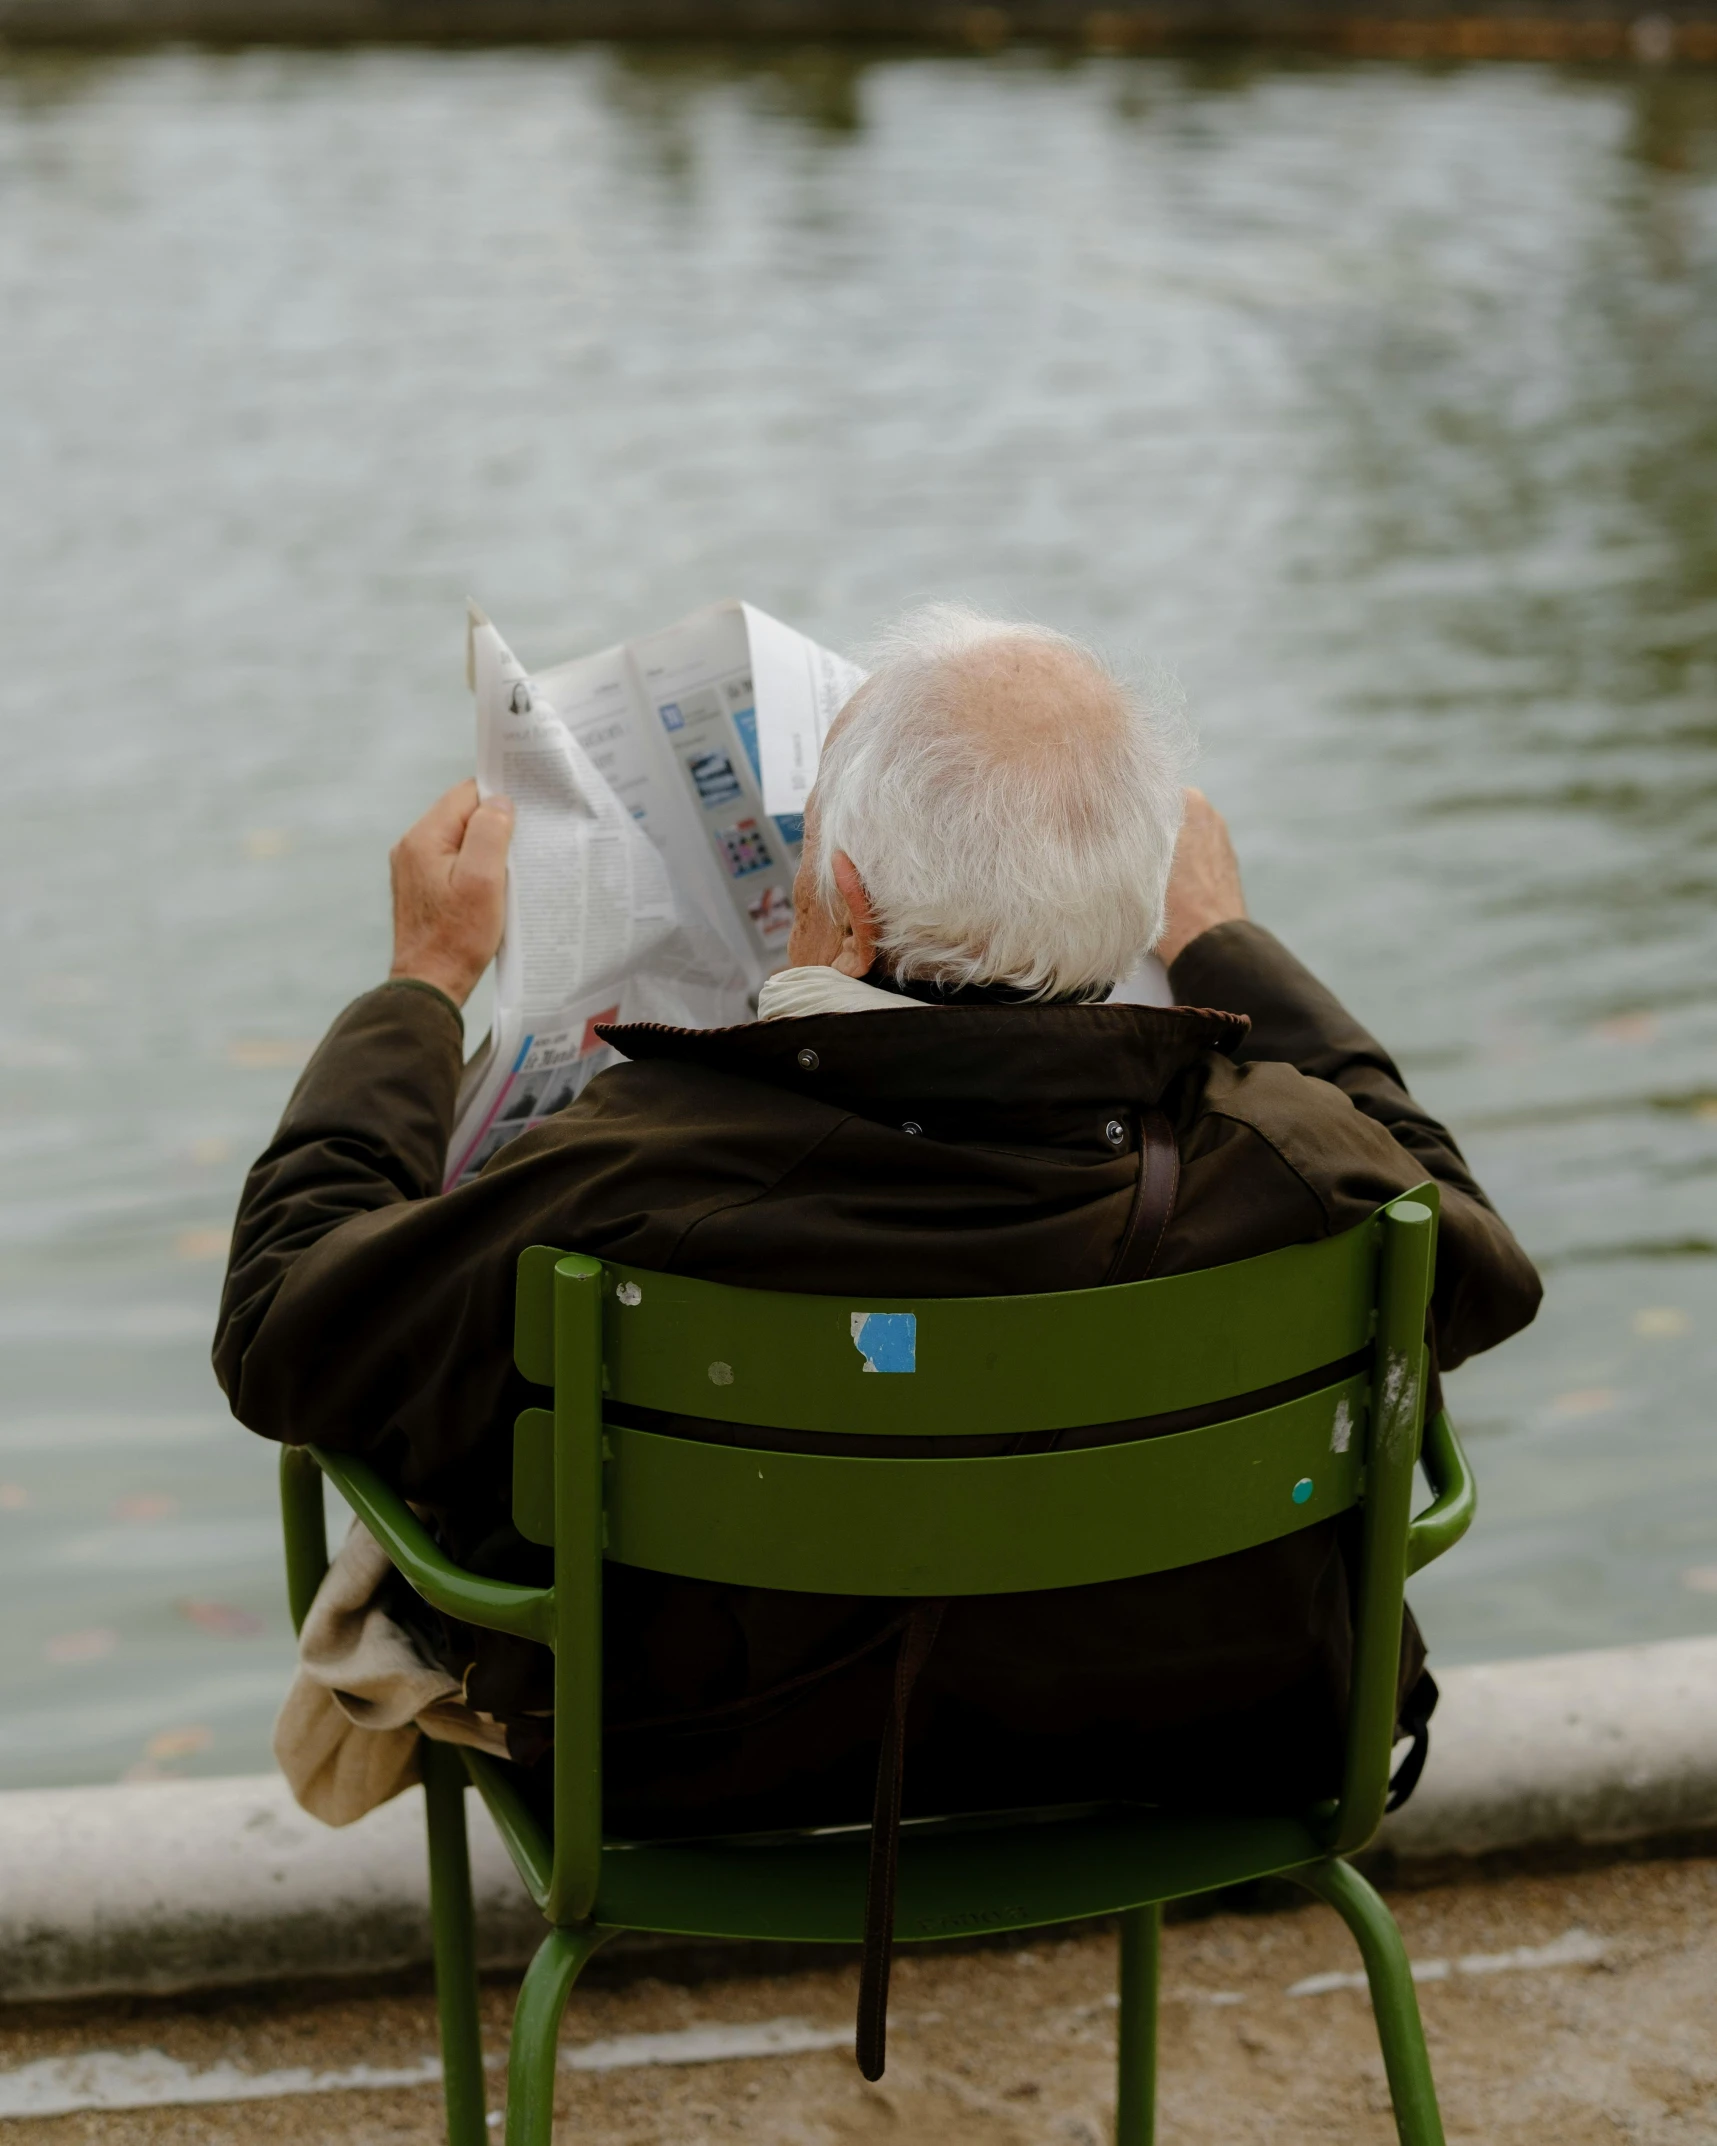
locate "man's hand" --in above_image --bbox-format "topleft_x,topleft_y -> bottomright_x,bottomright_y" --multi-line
1156,787 -> 1247,968
389,780 -> 514,1008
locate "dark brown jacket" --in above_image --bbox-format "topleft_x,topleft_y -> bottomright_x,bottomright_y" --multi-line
216,922 -> 1540,1829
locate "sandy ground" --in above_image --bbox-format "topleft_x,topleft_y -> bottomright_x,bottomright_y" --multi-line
4,1855 -> 1716,2144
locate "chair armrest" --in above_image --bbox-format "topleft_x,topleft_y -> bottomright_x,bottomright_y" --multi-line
308,1446 -> 556,1645
1405,1410 -> 1476,1577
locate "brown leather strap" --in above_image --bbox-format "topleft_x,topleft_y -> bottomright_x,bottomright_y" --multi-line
856,1597 -> 946,2081
1102,1107 -> 1180,1285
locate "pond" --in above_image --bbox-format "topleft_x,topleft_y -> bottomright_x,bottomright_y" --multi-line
1,45 -> 1714,1788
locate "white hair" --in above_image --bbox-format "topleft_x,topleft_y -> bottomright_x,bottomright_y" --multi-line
810,604 -> 1188,1001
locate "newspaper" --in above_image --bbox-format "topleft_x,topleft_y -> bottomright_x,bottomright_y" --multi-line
446,600 -> 865,1185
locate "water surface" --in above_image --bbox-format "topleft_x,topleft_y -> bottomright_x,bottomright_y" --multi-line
2,47 -> 1714,1787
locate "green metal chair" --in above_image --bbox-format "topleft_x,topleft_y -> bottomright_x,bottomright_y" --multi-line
279,1183 -> 1475,2145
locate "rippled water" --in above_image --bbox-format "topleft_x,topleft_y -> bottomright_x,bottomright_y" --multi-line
2,48 -> 1714,1789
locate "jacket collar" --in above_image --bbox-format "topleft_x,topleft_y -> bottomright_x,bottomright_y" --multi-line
598,1000 -> 1248,1116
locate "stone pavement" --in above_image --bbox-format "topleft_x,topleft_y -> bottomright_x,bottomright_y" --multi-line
2,1852 -> 1715,2142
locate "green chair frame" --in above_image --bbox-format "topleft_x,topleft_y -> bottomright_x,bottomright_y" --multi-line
279,1184 -> 1474,2144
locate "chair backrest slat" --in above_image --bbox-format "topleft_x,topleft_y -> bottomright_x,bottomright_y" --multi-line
599,1372 -> 1367,1596
515,1224 -> 1380,1436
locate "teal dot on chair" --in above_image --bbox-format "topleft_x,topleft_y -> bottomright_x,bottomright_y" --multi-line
1291,1477 -> 1314,1505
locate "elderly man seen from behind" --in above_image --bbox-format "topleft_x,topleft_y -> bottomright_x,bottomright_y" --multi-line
216,603 -> 1540,2061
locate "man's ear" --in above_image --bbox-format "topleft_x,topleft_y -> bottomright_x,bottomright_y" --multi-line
830,851 -> 881,978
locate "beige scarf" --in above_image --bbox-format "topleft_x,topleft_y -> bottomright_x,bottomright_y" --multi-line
755,965 -> 930,1020
274,1522 -> 510,1825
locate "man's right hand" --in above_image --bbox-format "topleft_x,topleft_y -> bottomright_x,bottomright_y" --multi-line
388,780 -> 515,1008
1156,787 -> 1247,968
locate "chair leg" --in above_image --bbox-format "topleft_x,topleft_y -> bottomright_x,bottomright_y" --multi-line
505,1925 -> 610,2146
1115,1901 -> 1161,2146
1289,1859 -> 1446,2146
423,1741 -> 488,2146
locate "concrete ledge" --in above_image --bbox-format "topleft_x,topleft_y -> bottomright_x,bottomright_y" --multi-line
0,1775 -> 544,2004
1377,1635 -> 1717,1862
3,1634 -> 1715,2005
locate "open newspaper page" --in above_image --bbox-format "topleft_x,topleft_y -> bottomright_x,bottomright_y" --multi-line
1111,950 -> 1174,1005
446,601 -> 864,1186
444,617 -> 732,1186
627,602 -> 862,969
748,600 -> 870,822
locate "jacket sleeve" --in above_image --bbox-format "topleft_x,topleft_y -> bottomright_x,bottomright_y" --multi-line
209,982 -> 802,1500
1168,919 -> 1542,1368
212,981 -> 470,1463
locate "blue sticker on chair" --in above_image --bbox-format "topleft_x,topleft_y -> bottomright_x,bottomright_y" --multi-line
850,1312 -> 917,1375
1291,1477 -> 1315,1505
